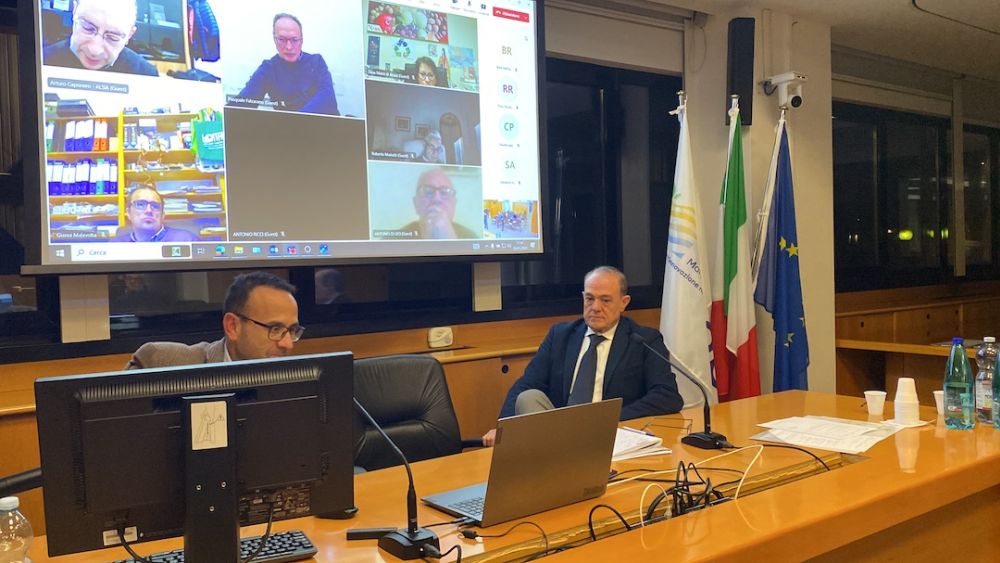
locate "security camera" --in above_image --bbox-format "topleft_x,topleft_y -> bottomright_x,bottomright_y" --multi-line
764,71 -> 807,109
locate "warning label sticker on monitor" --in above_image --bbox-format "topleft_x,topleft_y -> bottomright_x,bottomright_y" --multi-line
191,401 -> 228,450
102,526 -> 137,546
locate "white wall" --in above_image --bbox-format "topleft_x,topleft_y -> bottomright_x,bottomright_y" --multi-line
545,3 -> 684,74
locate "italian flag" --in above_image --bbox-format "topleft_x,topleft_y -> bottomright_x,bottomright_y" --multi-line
710,101 -> 761,401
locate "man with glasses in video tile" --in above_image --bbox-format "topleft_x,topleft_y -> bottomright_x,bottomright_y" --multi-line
126,271 -> 306,369
115,186 -> 196,242
43,0 -> 159,76
235,13 -> 339,115
395,167 -> 478,239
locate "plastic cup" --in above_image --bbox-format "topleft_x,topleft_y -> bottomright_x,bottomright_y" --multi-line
932,390 -> 944,415
895,378 -> 918,403
894,400 -> 921,425
864,390 -> 887,416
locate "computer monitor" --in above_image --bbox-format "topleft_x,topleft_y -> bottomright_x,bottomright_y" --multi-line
35,352 -> 356,560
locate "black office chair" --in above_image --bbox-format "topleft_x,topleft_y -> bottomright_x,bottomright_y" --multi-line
353,355 -> 480,471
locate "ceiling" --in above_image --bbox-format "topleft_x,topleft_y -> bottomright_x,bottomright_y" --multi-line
659,0 -> 1000,83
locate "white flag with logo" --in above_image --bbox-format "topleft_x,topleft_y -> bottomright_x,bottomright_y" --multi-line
660,97 -> 717,406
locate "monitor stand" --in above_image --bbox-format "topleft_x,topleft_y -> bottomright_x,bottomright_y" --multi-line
183,394 -> 240,563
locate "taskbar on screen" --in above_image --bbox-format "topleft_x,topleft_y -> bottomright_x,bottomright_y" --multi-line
47,239 -> 540,264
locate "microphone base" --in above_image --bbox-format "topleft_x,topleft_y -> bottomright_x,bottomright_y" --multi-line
377,527 -> 440,560
682,431 -> 729,450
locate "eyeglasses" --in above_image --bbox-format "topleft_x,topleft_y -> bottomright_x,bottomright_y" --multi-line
75,17 -> 127,46
417,185 -> 455,199
418,71 -> 436,81
131,199 -> 163,212
274,36 -> 302,46
237,314 -> 305,342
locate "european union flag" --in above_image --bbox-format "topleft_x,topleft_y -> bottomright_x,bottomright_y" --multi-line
754,125 -> 809,391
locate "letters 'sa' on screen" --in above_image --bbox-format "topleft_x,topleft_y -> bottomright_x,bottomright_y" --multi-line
28,0 -> 542,269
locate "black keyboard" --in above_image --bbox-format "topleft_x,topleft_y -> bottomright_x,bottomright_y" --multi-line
112,529 -> 317,563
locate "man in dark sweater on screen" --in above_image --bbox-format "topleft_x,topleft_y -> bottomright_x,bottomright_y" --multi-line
235,13 -> 339,116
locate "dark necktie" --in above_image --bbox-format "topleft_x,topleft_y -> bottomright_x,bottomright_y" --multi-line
568,333 -> 605,406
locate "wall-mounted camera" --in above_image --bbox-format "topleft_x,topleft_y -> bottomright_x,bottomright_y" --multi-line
763,71 -> 807,108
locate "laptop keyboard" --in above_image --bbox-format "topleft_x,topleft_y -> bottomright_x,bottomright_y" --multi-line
450,496 -> 486,518
111,529 -> 317,563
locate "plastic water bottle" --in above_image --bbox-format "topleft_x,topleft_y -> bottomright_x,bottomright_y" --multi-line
974,337 -> 996,423
943,337 -> 975,430
0,496 -> 32,563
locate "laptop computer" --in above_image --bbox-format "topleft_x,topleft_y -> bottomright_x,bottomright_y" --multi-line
422,398 -> 622,527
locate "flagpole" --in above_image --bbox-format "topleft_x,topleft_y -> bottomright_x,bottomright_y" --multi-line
726,95 -> 739,159
669,90 -> 686,119
752,107 -> 788,281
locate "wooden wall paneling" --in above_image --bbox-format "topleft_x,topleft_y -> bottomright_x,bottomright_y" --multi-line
291,327 -> 437,359
960,299 -> 1000,341
499,354 -> 531,405
441,353 -> 531,440
627,309 -> 661,329
835,349 -> 885,396
834,281 -> 1000,314
893,306 -> 961,344
834,313 -> 894,341
0,413 -> 44,535
885,353 -> 943,406
442,358 -> 500,440
450,308 -> 660,349
454,315 -> 575,346
3,354 -> 133,392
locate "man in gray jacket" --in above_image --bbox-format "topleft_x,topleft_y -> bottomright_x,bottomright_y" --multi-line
126,271 -> 304,369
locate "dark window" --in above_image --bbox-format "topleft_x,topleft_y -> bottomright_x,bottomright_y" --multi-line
107,265 -> 474,340
833,102 -> 1000,292
882,119 -> 945,270
0,274 -> 59,345
955,128 -> 998,268
832,118 -> 879,269
501,59 -> 681,309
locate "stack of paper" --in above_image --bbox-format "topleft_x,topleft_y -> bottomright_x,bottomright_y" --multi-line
613,427 -> 671,461
752,416 -> 902,454
191,202 -> 223,213
163,198 -> 189,214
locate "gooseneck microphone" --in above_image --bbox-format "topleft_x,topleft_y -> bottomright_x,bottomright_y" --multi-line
346,398 -> 440,559
629,332 -> 730,449
0,467 -> 42,497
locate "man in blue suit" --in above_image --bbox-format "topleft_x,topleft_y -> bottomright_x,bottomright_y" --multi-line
482,266 -> 683,446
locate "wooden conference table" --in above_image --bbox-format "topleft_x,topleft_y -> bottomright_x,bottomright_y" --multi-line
27,391 -> 1000,562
